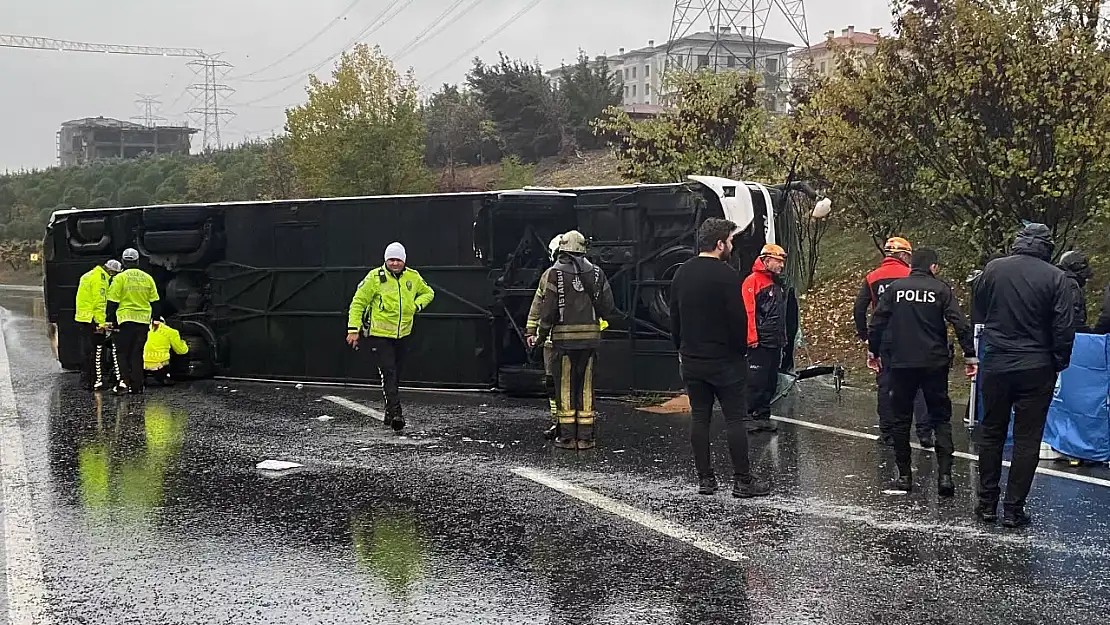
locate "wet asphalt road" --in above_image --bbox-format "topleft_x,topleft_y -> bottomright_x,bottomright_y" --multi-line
2,286 -> 1110,624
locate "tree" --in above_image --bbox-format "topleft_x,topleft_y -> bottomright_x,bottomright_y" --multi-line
467,55 -> 568,161
91,178 -> 118,205
285,43 -> 431,197
262,136 -> 300,200
795,0 -> 1110,259
497,155 -> 535,188
593,70 -> 775,183
118,184 -> 152,207
423,84 -> 501,169
185,163 -> 225,203
62,186 -> 89,208
557,51 -> 622,151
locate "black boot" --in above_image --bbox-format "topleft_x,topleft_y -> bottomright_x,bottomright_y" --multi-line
892,471 -> 913,492
918,432 -> 935,449
1001,508 -> 1032,528
733,476 -> 772,498
937,474 -> 955,497
975,501 -> 998,523
697,476 -> 718,495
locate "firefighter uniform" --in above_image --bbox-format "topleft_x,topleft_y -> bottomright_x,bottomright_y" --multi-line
143,319 -> 189,385
106,250 -> 161,394
853,237 -> 933,446
347,242 -> 435,431
867,249 -> 976,494
742,246 -> 788,432
535,231 -> 615,450
74,260 -> 120,390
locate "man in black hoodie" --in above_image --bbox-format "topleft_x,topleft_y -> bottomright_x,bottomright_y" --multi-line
972,223 -> 1075,528
867,249 -> 977,495
1057,251 -> 1093,332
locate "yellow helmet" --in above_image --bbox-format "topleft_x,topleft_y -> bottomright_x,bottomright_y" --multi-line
884,237 -> 913,255
760,244 -> 787,261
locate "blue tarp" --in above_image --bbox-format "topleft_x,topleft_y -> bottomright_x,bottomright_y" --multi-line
973,332 -> 1110,461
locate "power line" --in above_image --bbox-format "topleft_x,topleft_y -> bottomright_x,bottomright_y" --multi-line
231,0 -> 413,90
423,0 -> 547,83
187,56 -> 236,150
131,94 -> 167,127
231,0 -> 368,81
391,0 -> 486,62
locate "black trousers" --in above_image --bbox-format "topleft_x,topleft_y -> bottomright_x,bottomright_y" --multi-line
978,367 -> 1056,511
114,322 -> 149,391
146,366 -> 174,385
889,367 -> 954,475
367,336 -> 407,422
877,353 -> 932,439
551,348 -> 597,442
746,346 -> 781,420
79,322 -> 106,387
681,357 -> 753,481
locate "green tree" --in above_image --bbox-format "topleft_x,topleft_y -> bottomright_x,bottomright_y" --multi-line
467,55 -> 569,161
91,178 -> 118,205
117,184 -> 152,207
185,163 -> 225,203
62,186 -> 89,208
497,155 -> 535,188
285,43 -> 431,197
423,84 -> 501,169
557,51 -> 622,151
593,70 -> 774,183
795,0 -> 1110,258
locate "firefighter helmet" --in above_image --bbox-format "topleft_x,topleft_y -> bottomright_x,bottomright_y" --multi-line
558,230 -> 589,255
548,234 -> 563,261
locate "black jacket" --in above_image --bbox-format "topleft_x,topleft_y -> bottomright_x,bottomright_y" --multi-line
743,257 -> 788,349
1062,271 -> 1088,332
972,226 -> 1075,373
536,254 -> 615,349
868,268 -> 976,369
1094,286 -> 1110,334
669,256 -> 748,362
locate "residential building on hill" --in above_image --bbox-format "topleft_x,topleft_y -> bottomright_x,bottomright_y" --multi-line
791,25 -> 882,79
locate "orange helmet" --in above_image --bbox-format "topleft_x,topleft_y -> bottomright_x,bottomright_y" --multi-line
760,244 -> 787,261
884,237 -> 913,255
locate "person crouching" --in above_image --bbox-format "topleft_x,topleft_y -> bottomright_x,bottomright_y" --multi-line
143,317 -> 189,386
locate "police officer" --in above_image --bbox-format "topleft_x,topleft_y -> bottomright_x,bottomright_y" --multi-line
867,248 -> 977,495
853,237 -> 933,448
75,259 -> 122,390
534,231 -> 615,450
1057,251 -> 1094,332
742,244 -> 788,433
143,317 -> 190,386
346,242 -> 435,431
106,248 -> 161,395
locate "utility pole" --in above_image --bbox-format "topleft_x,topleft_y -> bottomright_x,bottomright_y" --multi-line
131,94 -> 167,128
186,55 -> 236,151
666,0 -> 809,70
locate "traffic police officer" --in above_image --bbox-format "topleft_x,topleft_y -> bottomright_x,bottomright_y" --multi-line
853,236 -> 934,447
867,248 -> 977,495
347,242 -> 435,431
106,248 -> 161,395
75,258 -> 122,390
534,231 -> 615,450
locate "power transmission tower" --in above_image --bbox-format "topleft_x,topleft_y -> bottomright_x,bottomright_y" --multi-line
187,56 -> 236,150
131,94 -> 167,128
666,0 -> 809,70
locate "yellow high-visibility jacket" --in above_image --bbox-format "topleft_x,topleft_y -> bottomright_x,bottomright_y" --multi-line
143,324 -> 189,370
107,268 -> 159,325
347,266 -> 435,339
75,265 -> 111,325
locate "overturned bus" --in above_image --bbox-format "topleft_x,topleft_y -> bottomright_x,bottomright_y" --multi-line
42,176 -> 824,395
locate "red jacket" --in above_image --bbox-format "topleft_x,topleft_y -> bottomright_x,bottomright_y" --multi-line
742,258 -> 788,348
853,256 -> 911,340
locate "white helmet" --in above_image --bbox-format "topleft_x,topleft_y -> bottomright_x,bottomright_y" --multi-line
548,234 -> 563,261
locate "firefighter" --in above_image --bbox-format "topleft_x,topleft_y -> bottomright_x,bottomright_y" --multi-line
143,317 -> 189,386
742,244 -> 788,433
106,248 -> 161,395
1057,251 -> 1094,332
535,231 -> 615,450
346,242 -> 435,432
75,258 -> 122,390
972,224 -> 1075,527
853,236 -> 934,448
867,248 -> 977,495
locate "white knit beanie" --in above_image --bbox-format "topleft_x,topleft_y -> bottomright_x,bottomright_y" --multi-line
384,242 -> 407,263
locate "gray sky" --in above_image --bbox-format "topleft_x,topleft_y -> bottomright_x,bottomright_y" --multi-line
0,0 -> 892,171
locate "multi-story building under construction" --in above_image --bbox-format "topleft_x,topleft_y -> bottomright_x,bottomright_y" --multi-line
57,117 -> 197,167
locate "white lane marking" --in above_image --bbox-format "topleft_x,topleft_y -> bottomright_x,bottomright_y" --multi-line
0,320 -> 52,623
771,415 -> 1110,489
511,466 -> 746,562
322,396 -> 385,422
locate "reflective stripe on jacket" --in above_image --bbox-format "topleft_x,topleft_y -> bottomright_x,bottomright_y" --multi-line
347,266 -> 435,339
106,268 -> 159,325
535,255 -> 615,349
144,324 -> 189,369
75,265 -> 111,324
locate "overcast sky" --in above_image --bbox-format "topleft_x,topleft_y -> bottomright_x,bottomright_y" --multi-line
0,0 -> 892,171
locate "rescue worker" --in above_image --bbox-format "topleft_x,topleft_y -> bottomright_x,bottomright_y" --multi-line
742,244 -> 788,433
1057,251 -> 1094,332
853,237 -> 933,448
105,248 -> 161,395
143,317 -> 189,386
669,218 -> 771,498
534,231 -> 615,450
346,242 -> 435,432
75,258 -> 122,390
972,223 -> 1075,527
866,249 -> 977,495
526,234 -> 610,440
